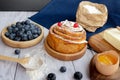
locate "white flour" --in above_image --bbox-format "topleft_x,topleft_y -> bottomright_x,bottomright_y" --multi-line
24,55 -> 42,70
83,5 -> 102,14
24,54 -> 46,80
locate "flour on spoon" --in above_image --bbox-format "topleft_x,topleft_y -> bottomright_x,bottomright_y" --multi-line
24,54 -> 46,80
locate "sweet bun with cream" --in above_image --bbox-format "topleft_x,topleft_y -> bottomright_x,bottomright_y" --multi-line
46,20 -> 87,54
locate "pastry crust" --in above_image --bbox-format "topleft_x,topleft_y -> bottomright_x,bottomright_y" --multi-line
47,22 -> 87,54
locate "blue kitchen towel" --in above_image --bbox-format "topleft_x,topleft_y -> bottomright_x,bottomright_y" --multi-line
30,0 -> 119,39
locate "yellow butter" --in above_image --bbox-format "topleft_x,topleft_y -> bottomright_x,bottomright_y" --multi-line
103,28 -> 120,50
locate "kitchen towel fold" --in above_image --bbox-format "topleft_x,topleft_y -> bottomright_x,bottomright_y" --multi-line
30,0 -> 119,39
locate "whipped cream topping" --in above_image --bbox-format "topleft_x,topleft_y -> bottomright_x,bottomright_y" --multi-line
83,5 -> 102,14
60,20 -> 84,32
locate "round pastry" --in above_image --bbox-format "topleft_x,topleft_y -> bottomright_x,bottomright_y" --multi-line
47,20 -> 87,54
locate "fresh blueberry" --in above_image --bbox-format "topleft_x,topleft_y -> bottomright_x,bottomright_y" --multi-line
30,27 -> 34,31
31,29 -> 38,34
16,22 -> 21,27
22,34 -> 28,41
19,32 -> 23,36
22,37 -> 28,41
15,49 -> 20,55
24,25 -> 30,31
8,33 -> 15,40
21,21 -> 25,25
60,66 -> 66,73
11,24 -> 16,28
37,29 -> 41,35
22,34 -> 27,38
28,35 -> 33,40
34,25 -> 38,29
36,27 -> 39,30
16,31 -> 23,37
26,31 -> 32,36
12,29 -> 16,33
20,24 -> 25,28
17,25 -> 23,29
14,37 -> 21,41
30,23 -> 35,27
7,26 -> 12,30
33,34 -> 39,39
74,71 -> 83,80
5,32 -> 10,37
8,30 -> 13,33
30,24 -> 35,29
13,27 -> 19,33
38,29 -> 41,33
12,33 -> 16,36
20,28 -> 25,33
24,20 -> 30,25
7,27 -> 13,33
47,73 -> 56,80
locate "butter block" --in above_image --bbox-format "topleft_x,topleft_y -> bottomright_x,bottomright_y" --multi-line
103,28 -> 120,50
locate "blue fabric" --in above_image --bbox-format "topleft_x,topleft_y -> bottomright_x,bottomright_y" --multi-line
30,0 -> 120,39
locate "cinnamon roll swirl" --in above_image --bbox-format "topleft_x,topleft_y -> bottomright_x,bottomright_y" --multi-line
47,20 -> 87,54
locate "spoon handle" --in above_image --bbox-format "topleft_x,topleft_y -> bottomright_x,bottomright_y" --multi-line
0,55 -> 19,63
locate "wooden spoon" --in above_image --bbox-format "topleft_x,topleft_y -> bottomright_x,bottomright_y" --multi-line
0,55 -> 42,70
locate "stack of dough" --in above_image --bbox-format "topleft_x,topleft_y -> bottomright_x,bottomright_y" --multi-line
47,20 -> 87,54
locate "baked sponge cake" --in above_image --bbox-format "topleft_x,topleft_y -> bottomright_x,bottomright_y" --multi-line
47,20 -> 87,54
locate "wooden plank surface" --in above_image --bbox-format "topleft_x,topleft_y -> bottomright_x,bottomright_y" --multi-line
0,12 -> 36,80
73,49 -> 93,80
0,12 -> 94,80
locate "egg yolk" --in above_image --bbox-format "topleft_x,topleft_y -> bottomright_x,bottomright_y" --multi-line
98,54 -> 116,65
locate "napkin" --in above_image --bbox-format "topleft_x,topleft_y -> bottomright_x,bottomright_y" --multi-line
30,0 -> 120,39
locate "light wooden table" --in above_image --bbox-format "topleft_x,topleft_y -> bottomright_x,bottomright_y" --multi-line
0,12 -> 95,80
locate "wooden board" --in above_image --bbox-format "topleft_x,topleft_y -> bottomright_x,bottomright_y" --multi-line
44,38 -> 87,61
88,31 -> 120,53
90,55 -> 120,80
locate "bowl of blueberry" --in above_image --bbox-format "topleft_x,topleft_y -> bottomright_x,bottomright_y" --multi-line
1,20 -> 44,48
